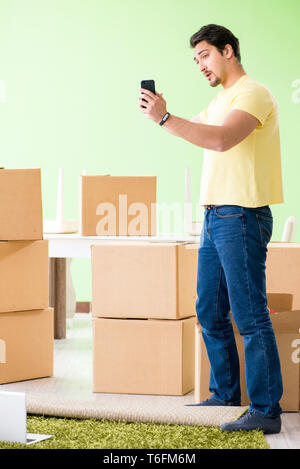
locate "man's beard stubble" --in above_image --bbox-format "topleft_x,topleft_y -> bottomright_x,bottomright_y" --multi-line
210,75 -> 221,87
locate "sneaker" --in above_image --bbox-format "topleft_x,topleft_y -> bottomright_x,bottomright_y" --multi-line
185,397 -> 241,407
220,410 -> 281,434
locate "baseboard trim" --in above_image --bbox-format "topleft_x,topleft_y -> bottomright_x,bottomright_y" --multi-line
76,302 -> 91,313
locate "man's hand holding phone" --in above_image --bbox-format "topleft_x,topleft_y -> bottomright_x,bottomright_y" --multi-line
139,80 -> 168,125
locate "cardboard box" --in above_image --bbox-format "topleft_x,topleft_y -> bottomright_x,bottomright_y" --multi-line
80,175 -> 156,236
0,168 -> 43,240
195,308 -> 300,411
266,243 -> 300,309
93,316 -> 196,395
0,308 -> 54,384
91,242 -> 198,319
0,240 -> 49,313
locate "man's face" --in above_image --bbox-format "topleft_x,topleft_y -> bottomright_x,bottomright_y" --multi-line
193,41 -> 226,87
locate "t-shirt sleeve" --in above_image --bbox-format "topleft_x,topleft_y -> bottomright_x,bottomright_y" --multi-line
230,86 -> 274,127
198,108 -> 208,123
190,107 -> 208,123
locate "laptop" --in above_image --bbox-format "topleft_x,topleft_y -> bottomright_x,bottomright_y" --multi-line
0,391 -> 52,445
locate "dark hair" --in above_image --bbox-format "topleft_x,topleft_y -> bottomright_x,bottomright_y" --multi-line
190,24 -> 241,63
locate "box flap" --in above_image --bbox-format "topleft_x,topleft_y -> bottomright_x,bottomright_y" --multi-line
267,293 -> 293,311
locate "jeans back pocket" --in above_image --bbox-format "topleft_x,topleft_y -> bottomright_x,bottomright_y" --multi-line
256,214 -> 273,247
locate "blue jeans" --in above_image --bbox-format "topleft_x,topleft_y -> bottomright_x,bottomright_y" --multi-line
196,205 -> 283,417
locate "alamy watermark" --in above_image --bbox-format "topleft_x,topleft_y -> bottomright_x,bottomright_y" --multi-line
0,80 -> 6,104
291,338 -> 300,364
291,79 -> 300,104
94,194 -> 204,237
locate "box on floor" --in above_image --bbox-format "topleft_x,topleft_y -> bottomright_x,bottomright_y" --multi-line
195,306 -> 300,412
0,308 -> 54,384
91,242 -> 198,320
0,240 -> 49,313
0,168 -> 43,240
93,316 -> 195,395
80,175 -> 157,236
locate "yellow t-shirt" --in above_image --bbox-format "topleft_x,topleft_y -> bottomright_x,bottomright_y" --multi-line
198,74 -> 284,207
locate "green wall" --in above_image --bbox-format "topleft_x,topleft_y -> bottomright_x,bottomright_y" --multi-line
0,0 -> 299,300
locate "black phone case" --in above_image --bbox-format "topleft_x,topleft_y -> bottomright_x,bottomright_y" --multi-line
141,80 -> 156,94
141,80 -> 156,108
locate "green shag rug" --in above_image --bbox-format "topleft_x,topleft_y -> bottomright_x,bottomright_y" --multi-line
0,415 -> 269,449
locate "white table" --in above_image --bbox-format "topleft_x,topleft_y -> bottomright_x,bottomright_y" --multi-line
43,233 -> 200,339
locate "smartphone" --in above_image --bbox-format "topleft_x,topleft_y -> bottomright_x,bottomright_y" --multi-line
141,80 -> 156,108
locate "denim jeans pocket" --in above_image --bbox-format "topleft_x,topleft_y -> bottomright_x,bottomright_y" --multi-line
256,214 -> 273,247
215,205 -> 243,218
253,205 -> 272,217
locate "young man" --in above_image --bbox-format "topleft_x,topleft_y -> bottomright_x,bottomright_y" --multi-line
139,24 -> 284,434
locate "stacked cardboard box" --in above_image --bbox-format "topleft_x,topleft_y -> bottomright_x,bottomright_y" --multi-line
91,241 -> 199,395
0,169 -> 53,384
195,308 -> 300,411
266,243 -> 300,309
80,175 -> 157,236
195,242 -> 300,411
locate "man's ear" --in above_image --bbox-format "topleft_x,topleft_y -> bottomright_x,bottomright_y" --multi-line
223,44 -> 234,59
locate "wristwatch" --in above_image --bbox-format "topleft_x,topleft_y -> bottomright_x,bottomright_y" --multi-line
159,112 -> 170,126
